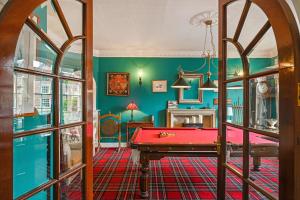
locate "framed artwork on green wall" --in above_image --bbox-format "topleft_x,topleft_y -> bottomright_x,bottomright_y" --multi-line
152,80 -> 167,93
107,72 -> 130,96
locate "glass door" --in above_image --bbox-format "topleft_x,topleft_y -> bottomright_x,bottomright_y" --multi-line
218,0 -> 300,199
10,0 -> 92,199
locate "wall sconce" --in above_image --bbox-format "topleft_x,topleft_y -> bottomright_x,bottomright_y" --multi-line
138,69 -> 143,86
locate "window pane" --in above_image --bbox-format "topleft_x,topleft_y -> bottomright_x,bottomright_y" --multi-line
14,73 -> 54,133
248,28 -> 278,75
30,0 -> 69,47
13,132 -> 53,199
226,81 -> 243,125
60,171 -> 83,200
60,40 -> 83,78
226,42 -> 244,80
58,0 -> 83,36
61,126 -> 82,173
14,24 -> 57,73
249,132 -> 279,198
28,186 -> 53,200
238,3 -> 268,49
227,0 -> 246,39
226,126 -> 243,172
226,169 -> 242,199
249,74 -> 279,133
249,186 -> 269,200
61,80 -> 82,124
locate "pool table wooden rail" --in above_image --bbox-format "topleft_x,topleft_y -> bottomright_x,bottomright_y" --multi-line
130,127 -> 279,198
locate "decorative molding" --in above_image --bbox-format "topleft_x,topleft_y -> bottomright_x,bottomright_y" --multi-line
92,49 -> 278,58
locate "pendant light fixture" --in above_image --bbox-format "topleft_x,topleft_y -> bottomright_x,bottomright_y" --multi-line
171,69 -> 191,89
198,18 -> 218,90
171,11 -> 218,91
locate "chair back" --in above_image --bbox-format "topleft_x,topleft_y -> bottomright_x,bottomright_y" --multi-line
99,113 -> 121,138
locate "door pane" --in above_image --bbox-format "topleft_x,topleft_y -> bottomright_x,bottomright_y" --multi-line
28,186 -> 53,200
60,40 -> 83,78
14,73 -> 54,133
225,169 -> 242,200
226,126 -> 244,172
249,186 -> 269,200
226,0 -> 246,39
13,132 -> 53,199
248,27 -> 278,74
61,126 -> 82,173
249,74 -> 279,133
14,24 -> 57,73
61,80 -> 82,125
249,132 -> 279,198
60,171 -> 83,200
30,0 -> 69,47
226,81 -> 243,125
226,43 -> 244,80
238,3 -> 268,49
58,0 -> 83,36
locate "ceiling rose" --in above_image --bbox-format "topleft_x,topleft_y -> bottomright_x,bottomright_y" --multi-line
189,10 -> 218,27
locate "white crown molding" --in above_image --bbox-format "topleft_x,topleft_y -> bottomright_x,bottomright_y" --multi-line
92,49 -> 277,58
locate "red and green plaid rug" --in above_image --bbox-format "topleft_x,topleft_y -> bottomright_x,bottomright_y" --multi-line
93,148 -> 278,200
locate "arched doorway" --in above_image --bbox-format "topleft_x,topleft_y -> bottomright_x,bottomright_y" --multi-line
0,0 -> 299,199
218,0 -> 300,199
0,0 -> 93,199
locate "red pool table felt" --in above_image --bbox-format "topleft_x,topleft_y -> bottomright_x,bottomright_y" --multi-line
131,127 -> 276,146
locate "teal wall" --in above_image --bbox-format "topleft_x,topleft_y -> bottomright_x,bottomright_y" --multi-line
94,57 -> 218,127
93,57 -> 273,142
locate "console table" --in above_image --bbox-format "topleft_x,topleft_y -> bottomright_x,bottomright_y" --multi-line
126,121 -> 154,145
166,108 -> 216,128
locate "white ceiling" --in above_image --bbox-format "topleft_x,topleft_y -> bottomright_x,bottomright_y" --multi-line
93,0 -> 220,57
2,0 -> 298,58
90,0 -> 285,58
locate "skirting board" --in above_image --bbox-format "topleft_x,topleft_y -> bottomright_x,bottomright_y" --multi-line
99,142 -> 128,148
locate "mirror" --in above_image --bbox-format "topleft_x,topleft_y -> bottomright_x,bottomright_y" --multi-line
249,74 -> 279,133
179,73 -> 203,104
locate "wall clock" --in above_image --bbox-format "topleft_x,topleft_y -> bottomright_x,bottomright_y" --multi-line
257,81 -> 270,97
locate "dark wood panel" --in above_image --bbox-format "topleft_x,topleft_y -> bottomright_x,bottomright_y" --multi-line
82,1 -> 94,199
0,0 -> 93,199
0,1 -> 47,199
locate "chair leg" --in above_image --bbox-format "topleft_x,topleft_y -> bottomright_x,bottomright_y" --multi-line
118,134 -> 121,152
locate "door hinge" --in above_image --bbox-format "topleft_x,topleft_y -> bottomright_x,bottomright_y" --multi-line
298,83 -> 300,106
217,135 -> 221,155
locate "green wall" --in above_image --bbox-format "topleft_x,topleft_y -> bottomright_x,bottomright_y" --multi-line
93,57 -> 273,142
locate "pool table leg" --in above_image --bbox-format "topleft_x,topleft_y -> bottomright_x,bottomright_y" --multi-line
140,152 -> 150,198
253,156 -> 261,171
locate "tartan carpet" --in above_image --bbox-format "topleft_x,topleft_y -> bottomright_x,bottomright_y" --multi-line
93,148 -> 278,200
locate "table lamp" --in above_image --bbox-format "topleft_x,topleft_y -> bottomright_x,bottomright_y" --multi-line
127,101 -> 138,121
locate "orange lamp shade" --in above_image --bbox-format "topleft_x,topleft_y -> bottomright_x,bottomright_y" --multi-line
127,101 -> 138,110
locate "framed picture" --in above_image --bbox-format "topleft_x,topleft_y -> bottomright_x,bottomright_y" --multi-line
179,73 -> 203,104
107,72 -> 130,96
152,80 -> 167,93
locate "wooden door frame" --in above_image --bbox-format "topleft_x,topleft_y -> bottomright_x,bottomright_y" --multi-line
0,0 -> 93,199
218,0 -> 300,199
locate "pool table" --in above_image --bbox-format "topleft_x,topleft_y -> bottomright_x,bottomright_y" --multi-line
130,127 -> 278,198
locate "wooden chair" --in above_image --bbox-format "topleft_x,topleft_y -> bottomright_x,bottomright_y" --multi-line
98,113 -> 121,151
